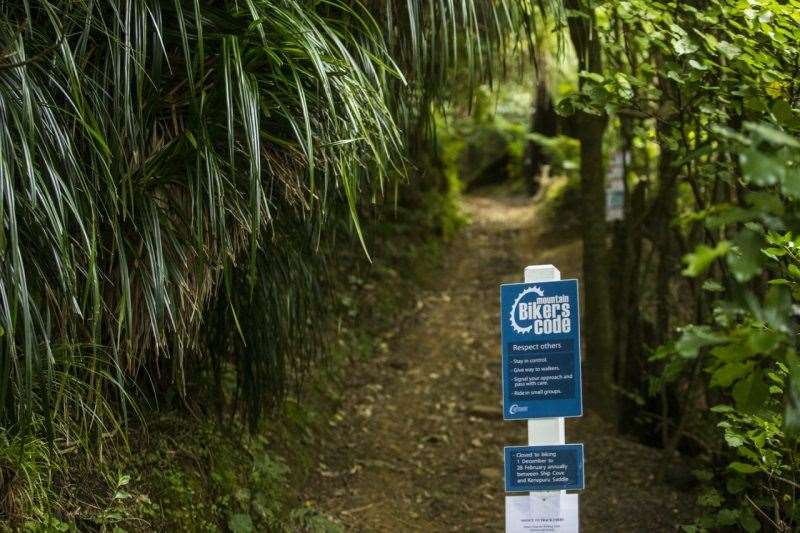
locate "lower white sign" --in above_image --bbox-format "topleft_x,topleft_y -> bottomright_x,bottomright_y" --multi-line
505,494 -> 579,532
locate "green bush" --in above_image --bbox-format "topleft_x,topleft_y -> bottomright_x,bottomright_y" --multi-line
0,0 -> 531,525
525,133 -> 580,176
657,124 -> 800,531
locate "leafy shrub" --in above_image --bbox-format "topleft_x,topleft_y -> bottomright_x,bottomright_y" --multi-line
659,124 -> 800,531
0,0 -> 528,450
525,133 -> 580,176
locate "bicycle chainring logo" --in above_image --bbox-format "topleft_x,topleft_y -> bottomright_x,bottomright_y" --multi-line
509,286 -> 545,334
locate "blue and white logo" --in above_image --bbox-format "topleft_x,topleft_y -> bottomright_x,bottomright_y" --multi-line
508,404 -> 528,415
509,285 -> 572,335
500,279 -> 583,419
509,286 -> 544,334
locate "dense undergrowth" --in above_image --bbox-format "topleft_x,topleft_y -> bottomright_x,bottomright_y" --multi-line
0,0 -> 512,527
527,2 -> 800,530
440,2 -> 800,529
5,0 -> 800,530
1,181 -> 458,531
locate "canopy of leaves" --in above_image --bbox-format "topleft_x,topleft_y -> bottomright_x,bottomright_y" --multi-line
553,0 -> 800,529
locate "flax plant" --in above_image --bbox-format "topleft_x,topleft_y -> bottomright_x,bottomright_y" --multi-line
0,0 -> 533,450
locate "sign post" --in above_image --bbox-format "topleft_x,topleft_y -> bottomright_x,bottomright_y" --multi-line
500,264 -> 584,532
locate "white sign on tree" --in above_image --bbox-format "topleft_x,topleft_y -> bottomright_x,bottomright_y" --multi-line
605,151 -> 628,222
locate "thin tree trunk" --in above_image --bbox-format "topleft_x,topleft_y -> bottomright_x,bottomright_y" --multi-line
576,110 -> 615,422
622,181 -> 646,433
524,79 -> 559,195
611,118 -> 636,432
654,128 -> 677,347
565,0 -> 617,423
651,47 -> 681,447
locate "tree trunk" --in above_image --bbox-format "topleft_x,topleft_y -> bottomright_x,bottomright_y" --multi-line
651,48 -> 681,447
565,0 -> 617,423
651,48 -> 680,348
575,110 -> 615,422
610,118 -> 635,432
523,79 -> 559,195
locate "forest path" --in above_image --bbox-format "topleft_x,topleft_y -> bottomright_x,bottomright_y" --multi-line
305,189 -> 696,532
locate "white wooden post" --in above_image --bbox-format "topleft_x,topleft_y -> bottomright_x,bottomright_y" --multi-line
523,265 -> 566,506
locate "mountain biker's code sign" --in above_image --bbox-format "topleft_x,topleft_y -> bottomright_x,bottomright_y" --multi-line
500,280 -> 583,420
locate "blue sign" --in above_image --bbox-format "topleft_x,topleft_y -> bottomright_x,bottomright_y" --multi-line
500,280 -> 582,419
504,444 -> 585,492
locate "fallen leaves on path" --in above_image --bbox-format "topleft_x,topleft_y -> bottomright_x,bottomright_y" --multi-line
302,193 -> 697,532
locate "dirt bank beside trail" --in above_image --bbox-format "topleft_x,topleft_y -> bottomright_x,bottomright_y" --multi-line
302,190 -> 697,532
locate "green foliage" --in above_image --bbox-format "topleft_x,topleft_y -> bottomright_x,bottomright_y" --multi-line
682,242 -> 732,278
4,411 -> 339,531
525,134 -> 580,176
0,433 -> 56,523
435,83 -> 542,194
288,508 -> 344,533
0,0 -> 536,526
660,129 -> 800,529
544,0 -> 800,529
0,120 -> 454,527
0,0 -> 406,441
0,0 -> 532,441
228,513 -> 255,533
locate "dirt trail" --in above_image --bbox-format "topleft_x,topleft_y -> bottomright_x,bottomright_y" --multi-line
306,191 -> 696,532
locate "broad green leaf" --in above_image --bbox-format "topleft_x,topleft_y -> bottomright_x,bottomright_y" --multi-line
682,241 -> 731,277
727,229 -> 764,282
732,371 -> 769,413
676,325 -> 728,358
711,362 -> 753,388
761,285 -> 792,332
740,148 -> 784,186
672,35 -> 698,55
711,342 -> 753,363
688,59 -> 708,70
705,206 -> 756,229
739,509 -> 761,533
579,71 -> 605,83
761,247 -> 787,259
744,122 -> 800,148
781,168 -> 800,199
666,70 -> 684,84
745,329 -> 782,354
728,461 -> 759,474
723,428 -> 745,447
717,40 -> 741,59
772,100 -> 800,128
745,191 -> 784,216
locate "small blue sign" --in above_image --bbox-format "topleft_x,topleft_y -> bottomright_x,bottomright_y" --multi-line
500,279 -> 583,419
504,444 -> 585,492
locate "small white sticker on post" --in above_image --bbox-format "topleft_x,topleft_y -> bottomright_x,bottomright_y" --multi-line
505,494 -> 579,533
